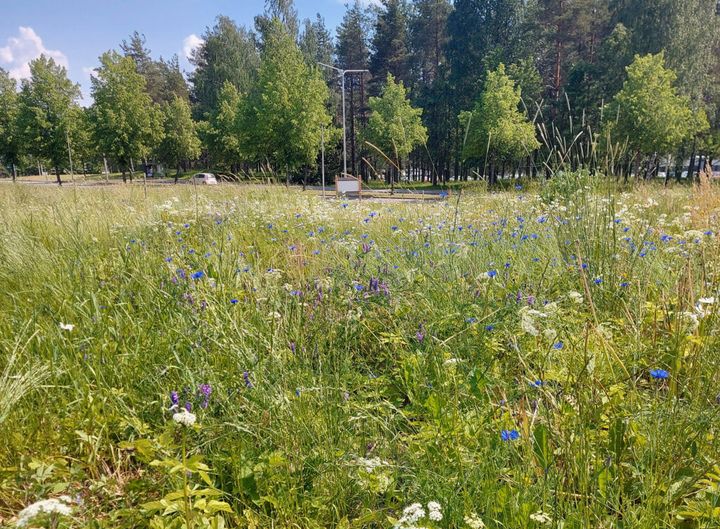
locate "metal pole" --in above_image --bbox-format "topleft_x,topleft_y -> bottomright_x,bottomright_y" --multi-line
341,72 -> 347,178
321,126 -> 325,199
66,128 -> 74,183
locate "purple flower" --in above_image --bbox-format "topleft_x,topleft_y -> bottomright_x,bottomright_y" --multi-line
361,243 -> 371,254
199,384 -> 212,408
289,342 -> 296,354
416,324 -> 425,343
170,391 -> 179,406
243,371 -> 254,388
184,402 -> 192,412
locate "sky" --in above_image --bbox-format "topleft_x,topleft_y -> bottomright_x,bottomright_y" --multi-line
0,0 -> 374,103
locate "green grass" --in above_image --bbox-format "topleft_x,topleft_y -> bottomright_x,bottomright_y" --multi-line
0,181 -> 719,529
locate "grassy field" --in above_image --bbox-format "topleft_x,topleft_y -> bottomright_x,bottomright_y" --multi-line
1,176 -> 719,529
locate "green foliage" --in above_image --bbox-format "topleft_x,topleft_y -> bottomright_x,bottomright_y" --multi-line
0,69 -> 21,175
190,16 -> 259,119
461,64 -> 539,165
16,56 -> 81,178
1,184 -> 720,528
201,82 -> 244,171
240,19 -> 330,173
90,51 -> 164,172
605,52 -> 707,156
158,96 -> 201,172
365,73 -> 428,167
369,0 -> 411,94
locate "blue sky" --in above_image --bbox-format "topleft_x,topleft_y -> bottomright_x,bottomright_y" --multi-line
0,0 -> 365,102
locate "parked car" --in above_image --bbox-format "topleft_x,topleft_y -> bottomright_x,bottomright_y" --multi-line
192,172 -> 218,185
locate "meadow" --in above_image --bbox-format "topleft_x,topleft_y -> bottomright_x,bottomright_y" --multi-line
0,175 -> 719,529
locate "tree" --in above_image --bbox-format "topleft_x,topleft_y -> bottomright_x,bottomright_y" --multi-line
364,73 -> 428,187
255,0 -> 300,43
446,0 -> 526,113
461,64 -> 539,184
337,1 -> 372,178
369,0 -> 411,95
240,19 -> 331,183
90,51 -> 163,182
159,96 -> 201,181
409,0 -> 452,87
16,56 -> 81,185
202,81 -> 244,172
121,32 -> 189,105
299,14 -> 334,68
0,69 -> 21,180
190,16 -> 259,118
604,53 -> 707,177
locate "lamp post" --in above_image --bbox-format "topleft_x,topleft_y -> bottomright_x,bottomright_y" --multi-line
318,63 -> 368,180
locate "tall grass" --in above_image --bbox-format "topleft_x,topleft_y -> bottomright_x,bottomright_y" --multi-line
0,182 -> 719,529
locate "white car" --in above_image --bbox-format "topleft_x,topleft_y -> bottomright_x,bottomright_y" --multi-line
192,172 -> 218,185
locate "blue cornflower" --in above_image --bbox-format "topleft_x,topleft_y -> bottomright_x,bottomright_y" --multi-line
354,284 -> 364,291
487,269 -> 498,278
230,298 -> 239,304
650,369 -> 669,380
553,341 -> 564,350
164,257 -> 173,262
191,271 -> 205,280
485,324 -> 495,332
466,317 -> 478,324
501,429 -> 520,441
593,277 -> 603,285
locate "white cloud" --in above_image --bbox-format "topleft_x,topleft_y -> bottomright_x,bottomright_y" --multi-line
0,26 -> 68,80
182,34 -> 204,61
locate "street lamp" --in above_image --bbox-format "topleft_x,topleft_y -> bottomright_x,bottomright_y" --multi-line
318,63 -> 369,181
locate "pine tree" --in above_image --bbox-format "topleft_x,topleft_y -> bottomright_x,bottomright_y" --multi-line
190,16 -> 259,119
336,1 -> 372,178
369,0 -> 411,95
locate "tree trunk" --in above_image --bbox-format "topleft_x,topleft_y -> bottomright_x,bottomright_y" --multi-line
55,166 -> 62,186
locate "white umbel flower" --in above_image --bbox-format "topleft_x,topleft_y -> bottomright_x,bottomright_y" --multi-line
59,323 -> 75,331
427,501 -> 442,521
172,409 -> 197,427
464,513 -> 486,529
16,496 -> 73,527
529,510 -> 552,525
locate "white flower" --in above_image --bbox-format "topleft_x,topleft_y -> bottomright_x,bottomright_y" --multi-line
172,409 -> 197,427
698,297 -> 715,305
529,511 -> 552,525
59,323 -> 75,331
543,328 -> 557,341
427,501 -> 442,521
567,291 -> 584,304
464,513 -> 486,529
16,496 -> 73,527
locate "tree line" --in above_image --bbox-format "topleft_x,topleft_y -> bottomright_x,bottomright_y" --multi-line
1,0 -> 719,185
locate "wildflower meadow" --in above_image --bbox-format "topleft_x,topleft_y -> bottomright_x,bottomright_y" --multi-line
1,176 -> 719,528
